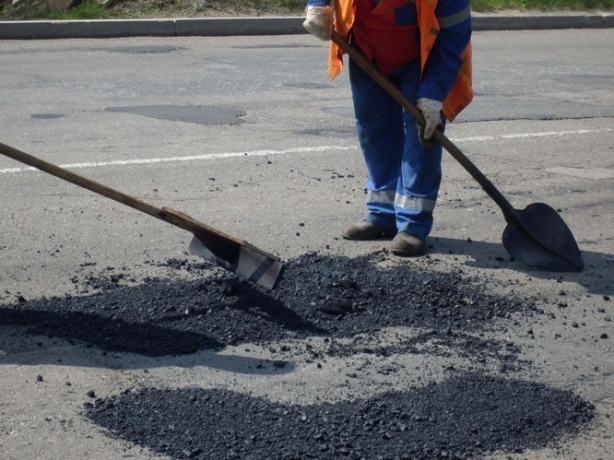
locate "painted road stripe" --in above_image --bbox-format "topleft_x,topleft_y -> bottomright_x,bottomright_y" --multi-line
1,128 -> 611,175
0,146 -> 354,174
454,128 -> 613,143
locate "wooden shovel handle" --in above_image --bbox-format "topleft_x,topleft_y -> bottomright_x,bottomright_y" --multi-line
0,142 -> 280,262
330,32 -> 520,225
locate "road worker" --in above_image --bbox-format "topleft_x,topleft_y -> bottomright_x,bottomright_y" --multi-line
303,0 -> 473,255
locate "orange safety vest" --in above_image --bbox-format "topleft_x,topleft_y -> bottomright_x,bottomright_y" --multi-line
328,0 -> 473,121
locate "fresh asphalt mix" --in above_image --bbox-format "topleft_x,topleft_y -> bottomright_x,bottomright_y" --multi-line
1,12 -> 613,460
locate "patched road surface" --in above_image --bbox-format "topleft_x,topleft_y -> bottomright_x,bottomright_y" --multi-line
1,30 -> 613,460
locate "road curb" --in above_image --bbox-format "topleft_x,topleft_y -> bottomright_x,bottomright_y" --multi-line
472,13 -> 614,31
0,14 -> 613,40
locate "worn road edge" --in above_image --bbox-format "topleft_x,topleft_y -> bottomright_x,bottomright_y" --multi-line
0,14 -> 613,40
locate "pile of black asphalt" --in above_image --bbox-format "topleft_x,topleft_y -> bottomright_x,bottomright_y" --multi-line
86,375 -> 593,460
1,251 -> 596,459
2,251 -> 535,358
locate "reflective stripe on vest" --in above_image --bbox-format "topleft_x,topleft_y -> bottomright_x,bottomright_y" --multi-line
437,4 -> 471,29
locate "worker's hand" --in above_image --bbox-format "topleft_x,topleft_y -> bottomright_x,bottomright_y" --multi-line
303,6 -> 333,41
416,98 -> 443,147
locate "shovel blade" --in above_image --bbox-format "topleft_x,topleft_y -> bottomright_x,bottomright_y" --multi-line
189,235 -> 284,290
502,203 -> 584,272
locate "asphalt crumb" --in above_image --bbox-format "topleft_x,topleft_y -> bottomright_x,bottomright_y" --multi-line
1,251 -> 597,459
85,373 -> 594,460
0,251 -> 538,359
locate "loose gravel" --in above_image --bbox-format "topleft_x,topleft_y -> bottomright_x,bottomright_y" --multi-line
85,374 -> 594,460
1,251 -> 536,357
0,251 -> 597,459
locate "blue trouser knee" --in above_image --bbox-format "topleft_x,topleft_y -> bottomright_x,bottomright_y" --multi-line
349,58 -> 443,239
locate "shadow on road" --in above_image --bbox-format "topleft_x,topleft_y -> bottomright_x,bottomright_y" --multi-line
0,250 -> 535,367
430,236 -> 614,296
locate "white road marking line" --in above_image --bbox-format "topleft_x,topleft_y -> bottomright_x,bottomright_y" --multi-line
1,128 -> 611,175
0,146 -> 354,174
450,128 -> 612,143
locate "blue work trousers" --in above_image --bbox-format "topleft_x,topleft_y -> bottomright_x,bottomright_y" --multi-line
349,58 -> 444,239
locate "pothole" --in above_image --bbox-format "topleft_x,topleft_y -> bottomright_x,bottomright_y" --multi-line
31,113 -> 65,119
101,45 -> 187,54
105,105 -> 246,125
284,82 -> 332,89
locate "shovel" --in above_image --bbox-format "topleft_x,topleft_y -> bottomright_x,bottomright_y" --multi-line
0,142 -> 285,289
331,32 -> 584,272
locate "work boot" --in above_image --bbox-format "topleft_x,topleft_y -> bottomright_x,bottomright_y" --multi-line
342,221 -> 396,240
390,232 -> 426,256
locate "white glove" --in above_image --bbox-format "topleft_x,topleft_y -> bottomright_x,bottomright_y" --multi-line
303,6 -> 333,41
417,98 -> 443,141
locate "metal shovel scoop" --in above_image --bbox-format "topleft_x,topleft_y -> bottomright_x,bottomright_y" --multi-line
0,142 -> 285,289
331,32 -> 584,272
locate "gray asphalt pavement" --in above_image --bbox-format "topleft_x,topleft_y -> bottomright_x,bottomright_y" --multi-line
0,11 -> 613,39
0,27 -> 613,460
